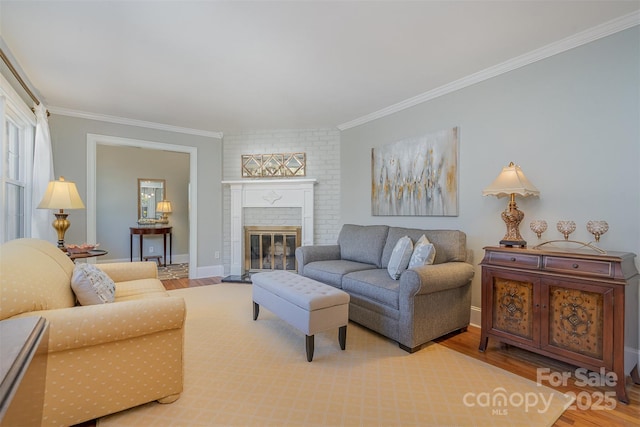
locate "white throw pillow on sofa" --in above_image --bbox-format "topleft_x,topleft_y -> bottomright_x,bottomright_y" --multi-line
387,236 -> 414,280
71,263 -> 116,305
408,234 -> 436,268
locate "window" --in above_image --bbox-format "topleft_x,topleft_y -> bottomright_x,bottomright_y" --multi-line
0,74 -> 35,243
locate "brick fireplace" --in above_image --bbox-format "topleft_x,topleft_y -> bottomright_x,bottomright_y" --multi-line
222,179 -> 316,276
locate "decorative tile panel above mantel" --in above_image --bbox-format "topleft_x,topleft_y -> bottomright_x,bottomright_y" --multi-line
222,179 -> 317,276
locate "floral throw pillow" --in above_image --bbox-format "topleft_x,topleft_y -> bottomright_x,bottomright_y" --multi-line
387,236 -> 414,280
71,263 -> 116,305
408,234 -> 436,268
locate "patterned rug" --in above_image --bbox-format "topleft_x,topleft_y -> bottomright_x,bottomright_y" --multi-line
157,263 -> 189,280
98,284 -> 573,426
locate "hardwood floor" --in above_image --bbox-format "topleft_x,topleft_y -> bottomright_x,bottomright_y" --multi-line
161,275 -> 222,290
74,276 -> 639,426
436,327 -> 640,426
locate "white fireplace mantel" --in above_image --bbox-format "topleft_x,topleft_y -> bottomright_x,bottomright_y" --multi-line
223,178 -> 316,276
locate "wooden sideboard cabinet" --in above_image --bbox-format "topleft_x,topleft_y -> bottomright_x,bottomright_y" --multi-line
479,246 -> 639,404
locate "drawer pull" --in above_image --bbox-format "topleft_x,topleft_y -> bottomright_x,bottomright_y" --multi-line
573,263 -> 579,269
510,257 -> 516,262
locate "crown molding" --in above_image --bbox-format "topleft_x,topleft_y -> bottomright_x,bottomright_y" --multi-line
48,106 -> 224,139
337,10 -> 640,131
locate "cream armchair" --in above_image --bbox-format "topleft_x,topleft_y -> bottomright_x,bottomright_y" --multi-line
0,238 -> 186,427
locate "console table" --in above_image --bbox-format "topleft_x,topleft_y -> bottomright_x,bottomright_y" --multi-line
68,249 -> 108,262
130,225 -> 172,267
479,246 -> 639,403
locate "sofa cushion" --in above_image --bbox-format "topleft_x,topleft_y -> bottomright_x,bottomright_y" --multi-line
387,236 -> 413,280
338,224 -> 389,268
0,238 -> 76,320
382,227 -> 467,267
342,269 -> 400,310
303,260 -> 377,288
71,263 -> 116,305
408,235 -> 436,268
114,279 -> 169,302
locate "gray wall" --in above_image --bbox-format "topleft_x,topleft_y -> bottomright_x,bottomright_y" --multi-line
341,28 -> 640,319
96,144 -> 189,261
48,115 -> 223,271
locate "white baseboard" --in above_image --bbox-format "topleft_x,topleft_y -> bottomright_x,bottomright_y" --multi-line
625,346 -> 640,375
196,264 -> 225,279
470,305 -> 481,328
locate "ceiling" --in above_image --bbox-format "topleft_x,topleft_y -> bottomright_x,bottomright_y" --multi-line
1,1 -> 638,134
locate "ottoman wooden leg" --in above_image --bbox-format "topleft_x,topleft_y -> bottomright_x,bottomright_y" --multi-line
339,325 -> 347,350
306,335 -> 314,362
253,302 -> 259,321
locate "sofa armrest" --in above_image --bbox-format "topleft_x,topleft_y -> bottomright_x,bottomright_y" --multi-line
400,262 -> 475,296
14,296 -> 185,353
97,261 -> 158,282
295,245 -> 341,273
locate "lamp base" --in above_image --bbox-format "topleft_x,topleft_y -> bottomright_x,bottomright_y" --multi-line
52,211 -> 71,251
500,239 -> 527,248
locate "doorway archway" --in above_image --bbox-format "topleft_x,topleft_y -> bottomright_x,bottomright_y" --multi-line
86,134 -> 197,278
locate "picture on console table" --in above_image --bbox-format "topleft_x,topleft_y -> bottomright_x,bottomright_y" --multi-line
371,127 -> 459,216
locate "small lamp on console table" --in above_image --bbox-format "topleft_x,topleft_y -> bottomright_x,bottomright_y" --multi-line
37,176 -> 85,250
156,200 -> 172,224
482,162 -> 539,247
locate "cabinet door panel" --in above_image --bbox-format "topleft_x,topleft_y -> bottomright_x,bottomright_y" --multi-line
541,278 -> 613,368
484,269 -> 539,346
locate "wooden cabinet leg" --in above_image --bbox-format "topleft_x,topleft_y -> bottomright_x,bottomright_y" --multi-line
479,335 -> 489,352
616,378 -> 630,404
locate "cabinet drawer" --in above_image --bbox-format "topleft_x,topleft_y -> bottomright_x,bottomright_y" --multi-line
487,251 -> 541,269
543,256 -> 613,277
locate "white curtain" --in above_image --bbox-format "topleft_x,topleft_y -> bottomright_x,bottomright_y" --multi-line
31,103 -> 55,240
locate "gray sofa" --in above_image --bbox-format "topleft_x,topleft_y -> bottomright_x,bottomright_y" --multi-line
295,224 -> 475,352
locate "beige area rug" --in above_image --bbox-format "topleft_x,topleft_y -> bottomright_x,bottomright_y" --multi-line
98,284 -> 573,426
157,263 -> 189,280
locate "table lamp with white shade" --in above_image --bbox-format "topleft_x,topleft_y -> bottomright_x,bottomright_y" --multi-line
482,162 -> 539,247
37,176 -> 85,250
156,200 -> 172,224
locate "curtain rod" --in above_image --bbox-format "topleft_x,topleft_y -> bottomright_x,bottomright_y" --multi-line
0,48 -> 49,116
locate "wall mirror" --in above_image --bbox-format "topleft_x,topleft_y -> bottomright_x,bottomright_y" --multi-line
138,178 -> 165,223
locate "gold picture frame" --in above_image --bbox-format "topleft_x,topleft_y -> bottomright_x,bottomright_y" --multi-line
241,153 -> 306,178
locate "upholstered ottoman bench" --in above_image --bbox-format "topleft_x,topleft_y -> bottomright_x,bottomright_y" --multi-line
252,271 -> 350,362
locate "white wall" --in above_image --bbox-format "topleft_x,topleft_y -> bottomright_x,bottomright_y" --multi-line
340,27 -> 640,348
48,115 -> 224,270
222,129 -> 341,274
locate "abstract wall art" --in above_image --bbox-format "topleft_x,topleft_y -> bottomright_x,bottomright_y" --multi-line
371,127 -> 459,216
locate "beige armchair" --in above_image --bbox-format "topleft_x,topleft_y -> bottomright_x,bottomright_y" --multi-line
0,238 -> 186,427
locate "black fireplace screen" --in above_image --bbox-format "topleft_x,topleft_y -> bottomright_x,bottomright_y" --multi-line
244,226 -> 301,272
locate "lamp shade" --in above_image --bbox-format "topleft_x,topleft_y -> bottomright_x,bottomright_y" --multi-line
482,162 -> 539,198
156,200 -> 172,213
37,177 -> 85,210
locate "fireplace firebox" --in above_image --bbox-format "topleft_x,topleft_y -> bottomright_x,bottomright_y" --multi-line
244,226 -> 301,272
